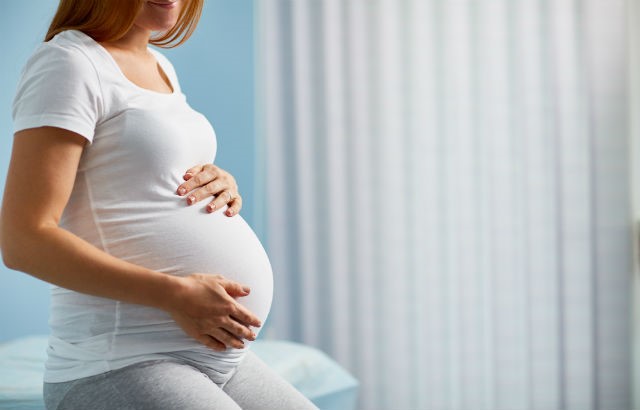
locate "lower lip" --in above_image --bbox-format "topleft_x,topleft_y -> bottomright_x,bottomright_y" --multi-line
149,1 -> 177,9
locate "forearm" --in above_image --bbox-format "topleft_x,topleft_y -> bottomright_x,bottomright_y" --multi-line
2,224 -> 183,311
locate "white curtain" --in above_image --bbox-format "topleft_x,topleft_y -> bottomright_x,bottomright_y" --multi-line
255,1 -> 634,409
630,0 -> 640,408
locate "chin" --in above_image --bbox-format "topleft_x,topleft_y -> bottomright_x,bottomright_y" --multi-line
154,21 -> 180,32
140,2 -> 182,31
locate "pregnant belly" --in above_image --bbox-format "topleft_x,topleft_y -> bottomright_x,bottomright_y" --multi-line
98,203 -> 274,335
49,202 -> 273,379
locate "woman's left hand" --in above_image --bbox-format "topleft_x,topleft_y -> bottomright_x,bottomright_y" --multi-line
176,163 -> 242,216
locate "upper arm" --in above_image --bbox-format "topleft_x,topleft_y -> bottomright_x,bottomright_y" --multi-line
4,40 -> 101,242
2,127 -> 86,236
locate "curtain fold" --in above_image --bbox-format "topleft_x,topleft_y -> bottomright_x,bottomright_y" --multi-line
630,0 -> 640,408
256,1 -> 633,409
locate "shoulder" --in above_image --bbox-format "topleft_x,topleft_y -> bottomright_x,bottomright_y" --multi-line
13,30 -> 105,142
23,30 -> 100,85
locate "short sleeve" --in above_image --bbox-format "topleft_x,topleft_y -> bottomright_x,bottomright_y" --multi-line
12,43 -> 103,144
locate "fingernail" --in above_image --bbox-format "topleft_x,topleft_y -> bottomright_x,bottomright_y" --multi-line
209,204 -> 216,212
243,286 -> 250,293
178,187 -> 186,195
184,173 -> 193,180
227,210 -> 234,216
187,196 -> 195,204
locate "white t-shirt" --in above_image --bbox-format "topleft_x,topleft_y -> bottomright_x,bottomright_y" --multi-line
12,29 -> 274,384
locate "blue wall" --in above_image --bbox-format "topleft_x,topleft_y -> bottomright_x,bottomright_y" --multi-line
0,1 -> 255,342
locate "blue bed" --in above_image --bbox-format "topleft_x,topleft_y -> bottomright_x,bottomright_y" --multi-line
0,336 -> 358,410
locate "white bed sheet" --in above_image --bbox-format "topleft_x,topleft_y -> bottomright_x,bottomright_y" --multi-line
0,336 -> 358,410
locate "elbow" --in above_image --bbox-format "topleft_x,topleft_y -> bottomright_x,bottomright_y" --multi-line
1,250 -> 19,271
1,218 -> 56,271
0,232 -> 19,271
0,208 -> 52,271
0,219 -> 27,271
0,230 -> 22,270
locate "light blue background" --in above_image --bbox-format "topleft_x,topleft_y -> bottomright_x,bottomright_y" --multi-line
0,1 -> 256,342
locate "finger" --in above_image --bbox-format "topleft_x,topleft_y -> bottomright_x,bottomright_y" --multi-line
198,334 -> 226,352
223,317 -> 257,341
183,164 -> 205,181
213,327 -> 245,350
229,302 -> 262,328
221,279 -> 251,297
183,182 -> 225,207
180,169 -> 219,196
177,168 -> 219,197
201,163 -> 219,173
205,190 -> 236,213
225,196 -> 242,217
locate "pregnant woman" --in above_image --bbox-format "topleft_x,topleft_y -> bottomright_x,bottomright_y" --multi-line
0,1 -> 317,409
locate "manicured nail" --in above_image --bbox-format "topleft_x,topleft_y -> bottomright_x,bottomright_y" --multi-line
184,173 -> 193,180
208,204 -> 216,212
187,196 -> 195,204
178,187 -> 186,195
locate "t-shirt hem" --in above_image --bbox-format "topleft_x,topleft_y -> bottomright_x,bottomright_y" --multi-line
43,353 -> 169,383
13,114 -> 95,144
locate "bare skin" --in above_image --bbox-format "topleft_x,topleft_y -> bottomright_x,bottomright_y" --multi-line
0,0 -> 260,351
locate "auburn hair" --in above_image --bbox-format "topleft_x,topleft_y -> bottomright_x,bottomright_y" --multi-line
45,0 -> 203,48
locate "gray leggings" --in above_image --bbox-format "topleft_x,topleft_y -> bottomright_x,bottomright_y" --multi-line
43,350 -> 319,410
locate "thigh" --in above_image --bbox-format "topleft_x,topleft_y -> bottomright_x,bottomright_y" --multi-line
222,350 -> 319,410
46,359 -> 242,410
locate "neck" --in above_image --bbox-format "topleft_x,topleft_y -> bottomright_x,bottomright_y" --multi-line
103,25 -> 151,55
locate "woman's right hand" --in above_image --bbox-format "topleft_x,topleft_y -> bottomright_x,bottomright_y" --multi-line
2,127 -> 259,354
166,273 -> 262,352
